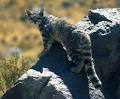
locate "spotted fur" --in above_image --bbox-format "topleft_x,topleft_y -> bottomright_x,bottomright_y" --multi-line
25,8 -> 102,89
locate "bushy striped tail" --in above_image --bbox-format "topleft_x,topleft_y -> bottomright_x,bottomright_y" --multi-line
84,59 -> 102,89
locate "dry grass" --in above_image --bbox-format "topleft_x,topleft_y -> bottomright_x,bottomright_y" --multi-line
0,55 -> 37,95
0,0 -> 118,96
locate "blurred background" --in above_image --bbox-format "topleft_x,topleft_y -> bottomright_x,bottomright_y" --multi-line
0,0 -> 120,96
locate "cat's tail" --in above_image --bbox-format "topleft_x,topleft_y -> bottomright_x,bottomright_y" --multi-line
84,58 -> 102,89
82,34 -> 102,89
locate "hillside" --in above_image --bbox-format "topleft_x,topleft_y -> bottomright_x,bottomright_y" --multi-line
0,0 -> 119,96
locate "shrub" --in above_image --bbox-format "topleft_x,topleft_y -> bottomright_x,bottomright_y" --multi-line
0,55 -> 36,95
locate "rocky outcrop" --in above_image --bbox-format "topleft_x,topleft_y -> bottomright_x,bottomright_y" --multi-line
1,69 -> 72,99
76,8 -> 120,99
1,8 -> 120,99
1,43 -> 104,99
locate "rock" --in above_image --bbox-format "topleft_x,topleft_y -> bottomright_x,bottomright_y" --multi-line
88,10 -> 112,25
2,8 -> 120,99
76,8 -> 120,99
89,82 -> 104,99
1,42 -> 104,99
1,69 -> 72,99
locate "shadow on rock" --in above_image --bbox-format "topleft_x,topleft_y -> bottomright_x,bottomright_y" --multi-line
32,42 -> 90,99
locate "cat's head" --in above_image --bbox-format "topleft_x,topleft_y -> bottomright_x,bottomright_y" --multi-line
25,8 -> 45,26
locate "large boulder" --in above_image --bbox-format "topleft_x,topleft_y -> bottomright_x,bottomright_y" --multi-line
1,8 -> 120,99
1,69 -> 72,99
76,8 -> 120,99
1,43 -> 104,99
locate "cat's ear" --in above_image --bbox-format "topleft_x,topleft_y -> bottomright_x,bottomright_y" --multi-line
25,9 -> 32,16
39,8 -> 45,16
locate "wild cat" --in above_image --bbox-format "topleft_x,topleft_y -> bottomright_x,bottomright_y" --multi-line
25,8 -> 102,89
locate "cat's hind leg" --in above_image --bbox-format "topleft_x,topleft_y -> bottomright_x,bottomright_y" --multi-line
67,48 -> 85,74
70,60 -> 84,74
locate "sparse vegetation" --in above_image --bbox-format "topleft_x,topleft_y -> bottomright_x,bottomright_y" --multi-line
0,55 -> 37,95
0,0 -> 119,96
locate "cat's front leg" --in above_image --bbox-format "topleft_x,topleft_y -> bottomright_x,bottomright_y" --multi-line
39,39 -> 53,57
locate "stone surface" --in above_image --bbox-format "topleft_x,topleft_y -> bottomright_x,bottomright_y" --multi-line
1,43 -> 104,99
1,8 -> 120,99
1,69 -> 72,99
76,8 -> 120,99
2,43 -> 104,99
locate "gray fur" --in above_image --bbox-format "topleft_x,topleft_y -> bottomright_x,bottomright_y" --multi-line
25,8 -> 102,89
